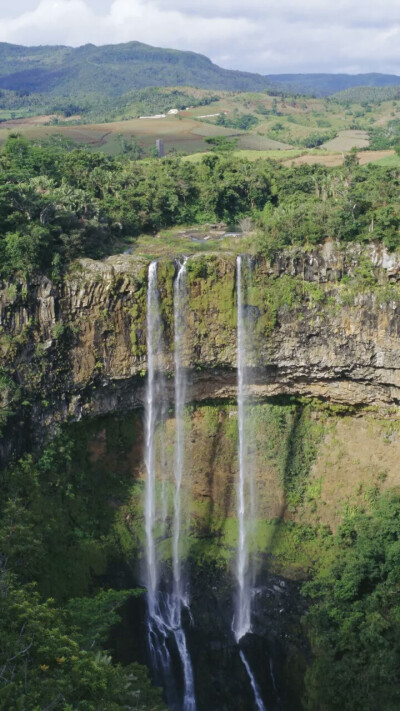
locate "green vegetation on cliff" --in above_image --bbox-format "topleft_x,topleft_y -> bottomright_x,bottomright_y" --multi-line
2,393 -> 400,708
1,114 -> 400,710
0,417 -> 166,710
304,490 -> 400,711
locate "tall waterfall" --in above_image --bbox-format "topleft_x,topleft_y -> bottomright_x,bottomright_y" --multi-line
144,260 -> 162,613
172,257 -> 188,612
144,261 -> 177,705
234,256 -> 267,711
171,257 -> 197,711
233,254 -> 251,642
144,259 -> 196,711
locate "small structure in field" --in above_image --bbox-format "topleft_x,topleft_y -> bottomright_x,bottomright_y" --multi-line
139,114 -> 166,119
156,139 -> 165,158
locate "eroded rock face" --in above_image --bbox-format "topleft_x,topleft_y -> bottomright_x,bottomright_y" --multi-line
2,243 -> 400,460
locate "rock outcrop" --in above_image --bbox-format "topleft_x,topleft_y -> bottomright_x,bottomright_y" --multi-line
2,243 -> 400,460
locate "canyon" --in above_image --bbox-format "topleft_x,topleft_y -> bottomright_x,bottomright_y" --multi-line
2,242 -> 400,710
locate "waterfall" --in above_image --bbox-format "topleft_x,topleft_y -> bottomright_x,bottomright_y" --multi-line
171,257 -> 197,711
144,261 -> 178,705
233,254 -> 251,642
144,260 -> 161,613
234,257 -> 268,711
144,259 -> 196,711
172,256 -> 188,614
240,651 -> 267,711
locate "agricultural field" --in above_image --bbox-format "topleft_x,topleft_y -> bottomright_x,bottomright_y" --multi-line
0,114 -> 240,155
282,149 -> 397,167
0,86 -> 399,159
321,129 -> 369,151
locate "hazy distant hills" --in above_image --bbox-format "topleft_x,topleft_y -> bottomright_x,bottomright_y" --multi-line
0,41 -> 399,97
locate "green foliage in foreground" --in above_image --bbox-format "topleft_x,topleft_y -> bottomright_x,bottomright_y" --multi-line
0,575 -> 165,711
0,424 -> 166,710
303,491 -> 400,711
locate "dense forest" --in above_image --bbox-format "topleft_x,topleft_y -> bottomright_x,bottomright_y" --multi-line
0,133 -> 399,280
0,430 -> 167,710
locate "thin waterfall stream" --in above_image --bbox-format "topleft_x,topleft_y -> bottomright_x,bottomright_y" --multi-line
233,254 -> 251,643
171,257 -> 197,711
234,255 -> 267,711
144,260 -> 178,706
144,259 -> 196,711
144,260 -> 161,613
172,256 -> 188,613
240,651 -> 267,711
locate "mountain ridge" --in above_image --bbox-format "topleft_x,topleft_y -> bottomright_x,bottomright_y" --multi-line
0,40 -> 399,97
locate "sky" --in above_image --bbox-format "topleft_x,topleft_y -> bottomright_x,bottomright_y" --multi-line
0,0 -> 399,75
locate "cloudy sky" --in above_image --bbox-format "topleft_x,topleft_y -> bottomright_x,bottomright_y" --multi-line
0,0 -> 399,75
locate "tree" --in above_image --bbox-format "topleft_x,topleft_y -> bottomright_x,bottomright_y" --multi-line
303,492 -> 400,711
0,573 -> 166,711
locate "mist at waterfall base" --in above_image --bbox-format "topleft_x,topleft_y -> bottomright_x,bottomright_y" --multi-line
108,257 -> 305,711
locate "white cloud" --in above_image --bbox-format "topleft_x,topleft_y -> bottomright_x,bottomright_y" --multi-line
0,0 -> 399,75
0,0 -> 253,53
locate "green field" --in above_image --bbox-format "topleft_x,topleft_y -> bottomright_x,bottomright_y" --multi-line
322,129 -> 370,151
374,152 -> 400,166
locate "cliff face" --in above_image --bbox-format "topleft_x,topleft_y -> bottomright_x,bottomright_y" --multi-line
2,243 -> 400,459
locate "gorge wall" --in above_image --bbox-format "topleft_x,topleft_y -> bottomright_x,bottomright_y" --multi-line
2,242 -> 400,460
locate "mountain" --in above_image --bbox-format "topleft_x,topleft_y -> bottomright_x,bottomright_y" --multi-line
0,41 -> 274,95
0,41 -> 399,98
266,72 -> 400,96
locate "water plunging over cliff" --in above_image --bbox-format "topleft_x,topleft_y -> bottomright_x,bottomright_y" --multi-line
240,651 -> 267,711
144,261 -> 162,611
173,257 -> 188,613
144,261 -> 178,705
144,259 -> 196,711
172,258 -> 197,711
234,256 -> 267,711
233,254 -> 251,643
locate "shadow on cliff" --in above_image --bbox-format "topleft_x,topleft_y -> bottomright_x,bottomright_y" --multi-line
197,411 -> 235,543
263,404 -> 304,557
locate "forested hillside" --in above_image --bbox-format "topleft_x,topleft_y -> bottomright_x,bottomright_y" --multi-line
0,40 -> 399,100
0,41 -> 274,95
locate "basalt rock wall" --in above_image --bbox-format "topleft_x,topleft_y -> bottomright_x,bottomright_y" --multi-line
2,242 -> 400,461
